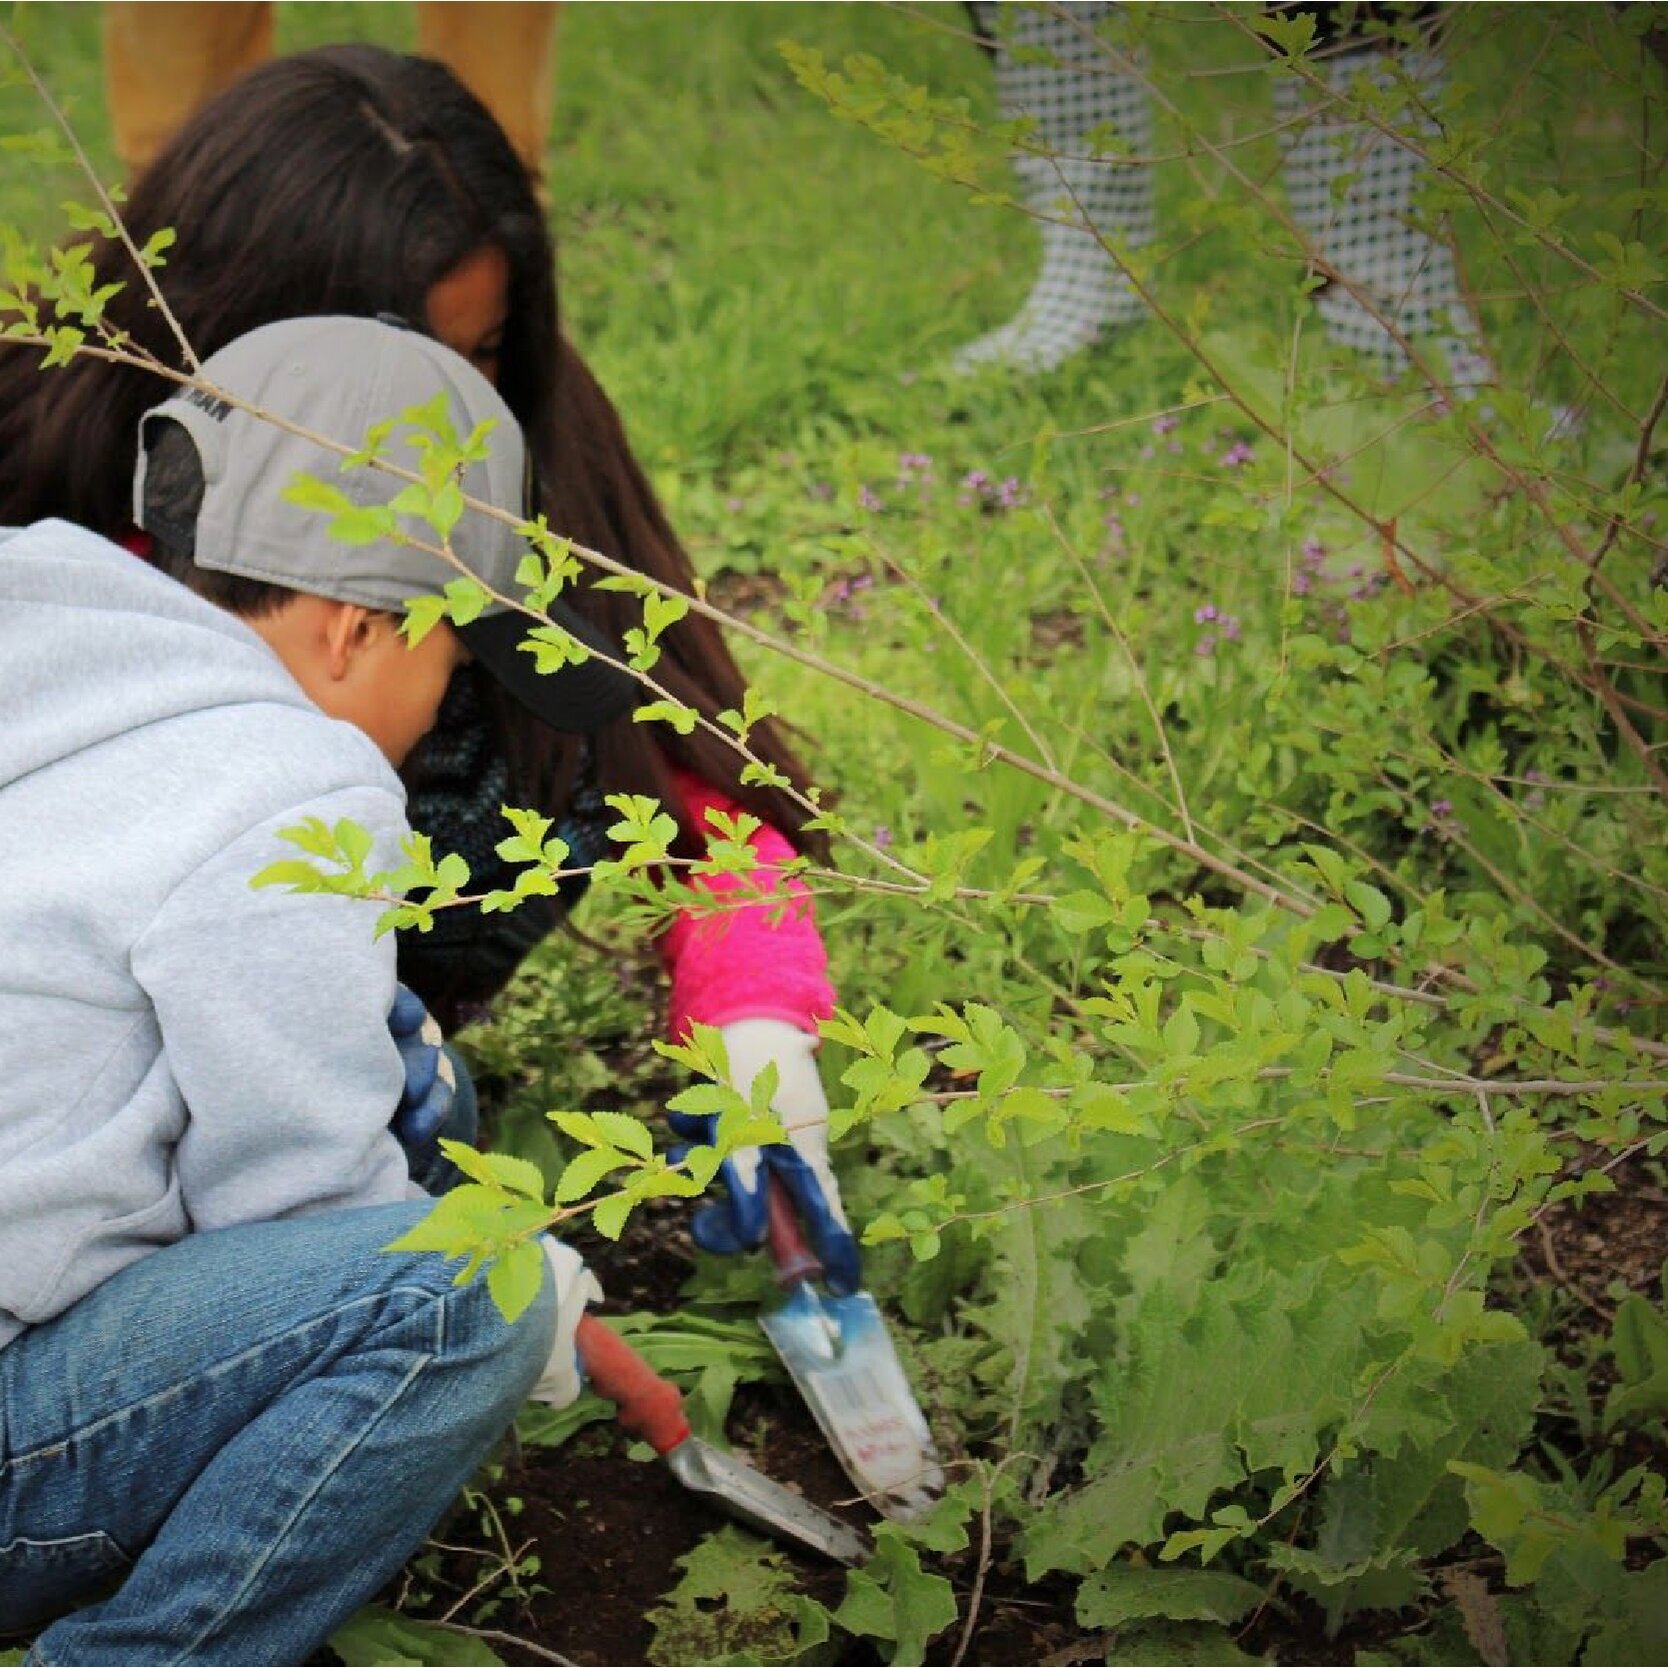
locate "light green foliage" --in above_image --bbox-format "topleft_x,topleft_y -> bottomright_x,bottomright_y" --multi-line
328,1607 -> 502,1666
832,1524 -> 959,1667
1077,1562 -> 1266,1629
646,1526 -> 830,1667
1604,1293 -> 1668,1429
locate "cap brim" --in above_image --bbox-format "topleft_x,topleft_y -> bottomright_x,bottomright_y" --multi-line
458,602 -> 639,735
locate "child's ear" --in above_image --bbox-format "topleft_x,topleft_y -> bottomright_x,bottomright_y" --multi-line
320,602 -> 383,681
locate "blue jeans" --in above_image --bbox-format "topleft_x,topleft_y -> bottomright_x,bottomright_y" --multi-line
0,1061 -> 555,1664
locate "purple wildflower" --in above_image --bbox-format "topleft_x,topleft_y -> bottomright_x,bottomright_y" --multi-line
1293,573 -> 1313,596
1195,634 -> 1217,657
1220,615 -> 1242,640
858,486 -> 884,513
872,824 -> 894,850
1153,413 -> 1181,435
1139,444 -> 1156,460
996,476 -> 1024,509
1194,603 -> 1219,624
808,480 -> 835,502
1221,440 -> 1255,468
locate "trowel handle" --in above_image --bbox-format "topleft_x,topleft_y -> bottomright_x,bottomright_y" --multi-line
575,1313 -> 691,1457
765,1173 -> 825,1289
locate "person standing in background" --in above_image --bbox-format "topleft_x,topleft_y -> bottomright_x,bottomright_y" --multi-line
103,2 -> 561,183
954,1 -> 1492,391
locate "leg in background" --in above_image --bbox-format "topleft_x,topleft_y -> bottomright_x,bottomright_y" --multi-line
103,2 -> 275,177
953,1 -> 1154,375
415,2 -> 563,187
1275,41 -> 1493,393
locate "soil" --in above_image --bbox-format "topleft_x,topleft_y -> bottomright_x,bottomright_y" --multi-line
400,1186 -> 1087,1668
391,1146 -> 1668,1667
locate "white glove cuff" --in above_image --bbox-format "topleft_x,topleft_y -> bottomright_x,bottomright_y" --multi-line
718,1018 -> 847,1230
529,1235 -> 603,1409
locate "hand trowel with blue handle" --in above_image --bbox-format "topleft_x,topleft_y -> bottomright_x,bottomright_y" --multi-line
760,1175 -> 945,1520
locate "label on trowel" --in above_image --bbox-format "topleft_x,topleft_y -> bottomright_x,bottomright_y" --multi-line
764,1286 -> 944,1516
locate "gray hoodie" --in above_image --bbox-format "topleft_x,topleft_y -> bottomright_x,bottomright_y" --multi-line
0,520 -> 419,1350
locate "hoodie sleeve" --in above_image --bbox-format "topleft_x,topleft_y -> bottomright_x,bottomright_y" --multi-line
131,784 -> 419,1230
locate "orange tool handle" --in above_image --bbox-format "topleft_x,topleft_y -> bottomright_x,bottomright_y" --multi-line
765,1174 -> 824,1290
575,1313 -> 690,1456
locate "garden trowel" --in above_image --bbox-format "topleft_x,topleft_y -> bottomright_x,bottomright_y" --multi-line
759,1177 -> 945,1521
575,1312 -> 868,1565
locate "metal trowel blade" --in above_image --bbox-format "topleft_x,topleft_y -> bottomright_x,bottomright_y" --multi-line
762,1283 -> 945,1521
666,1436 -> 869,1565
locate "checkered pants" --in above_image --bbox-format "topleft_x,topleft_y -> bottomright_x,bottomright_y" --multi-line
955,0 -> 1153,372
1275,43 -> 1490,387
959,4 -> 1488,387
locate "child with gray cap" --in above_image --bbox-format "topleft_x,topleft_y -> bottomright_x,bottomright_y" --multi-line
0,316 -> 635,1662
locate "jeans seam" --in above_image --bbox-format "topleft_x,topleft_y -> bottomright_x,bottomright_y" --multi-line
173,1293 -> 449,1664
2,1283 -> 445,1474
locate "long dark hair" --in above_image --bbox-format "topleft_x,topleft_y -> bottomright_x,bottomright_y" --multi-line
0,43 -> 826,859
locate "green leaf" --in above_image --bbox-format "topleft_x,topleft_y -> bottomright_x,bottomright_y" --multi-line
648,1526 -> 830,1666
632,699 -> 700,735
554,1146 -> 631,1204
589,1110 -> 656,1160
834,1529 -> 958,1665
591,1190 -> 634,1240
328,1606 -> 503,1666
486,1237 -> 547,1323
437,1140 -> 541,1198
1605,1296 -> 1668,1426
1055,889 -> 1116,934
1078,1564 -> 1265,1629
1343,881 -> 1393,933
1259,13 -> 1317,57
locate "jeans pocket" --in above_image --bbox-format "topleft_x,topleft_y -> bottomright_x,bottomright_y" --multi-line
0,1531 -> 131,1635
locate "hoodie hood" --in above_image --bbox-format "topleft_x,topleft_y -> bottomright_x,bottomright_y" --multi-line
0,519 -> 333,791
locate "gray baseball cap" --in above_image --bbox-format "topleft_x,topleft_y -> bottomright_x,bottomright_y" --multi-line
133,314 -> 637,734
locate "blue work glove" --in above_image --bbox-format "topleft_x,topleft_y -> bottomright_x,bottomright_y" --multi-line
668,1018 -> 862,1297
387,983 -> 456,1152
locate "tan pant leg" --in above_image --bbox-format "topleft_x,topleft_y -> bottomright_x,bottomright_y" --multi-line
415,2 -> 561,182
104,2 -> 276,177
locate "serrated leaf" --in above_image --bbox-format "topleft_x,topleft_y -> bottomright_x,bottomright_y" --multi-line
486,1237 -> 547,1323
591,1190 -> 634,1240
1078,1564 -> 1265,1629
588,1110 -> 656,1160
833,1530 -> 958,1666
554,1146 -> 631,1204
